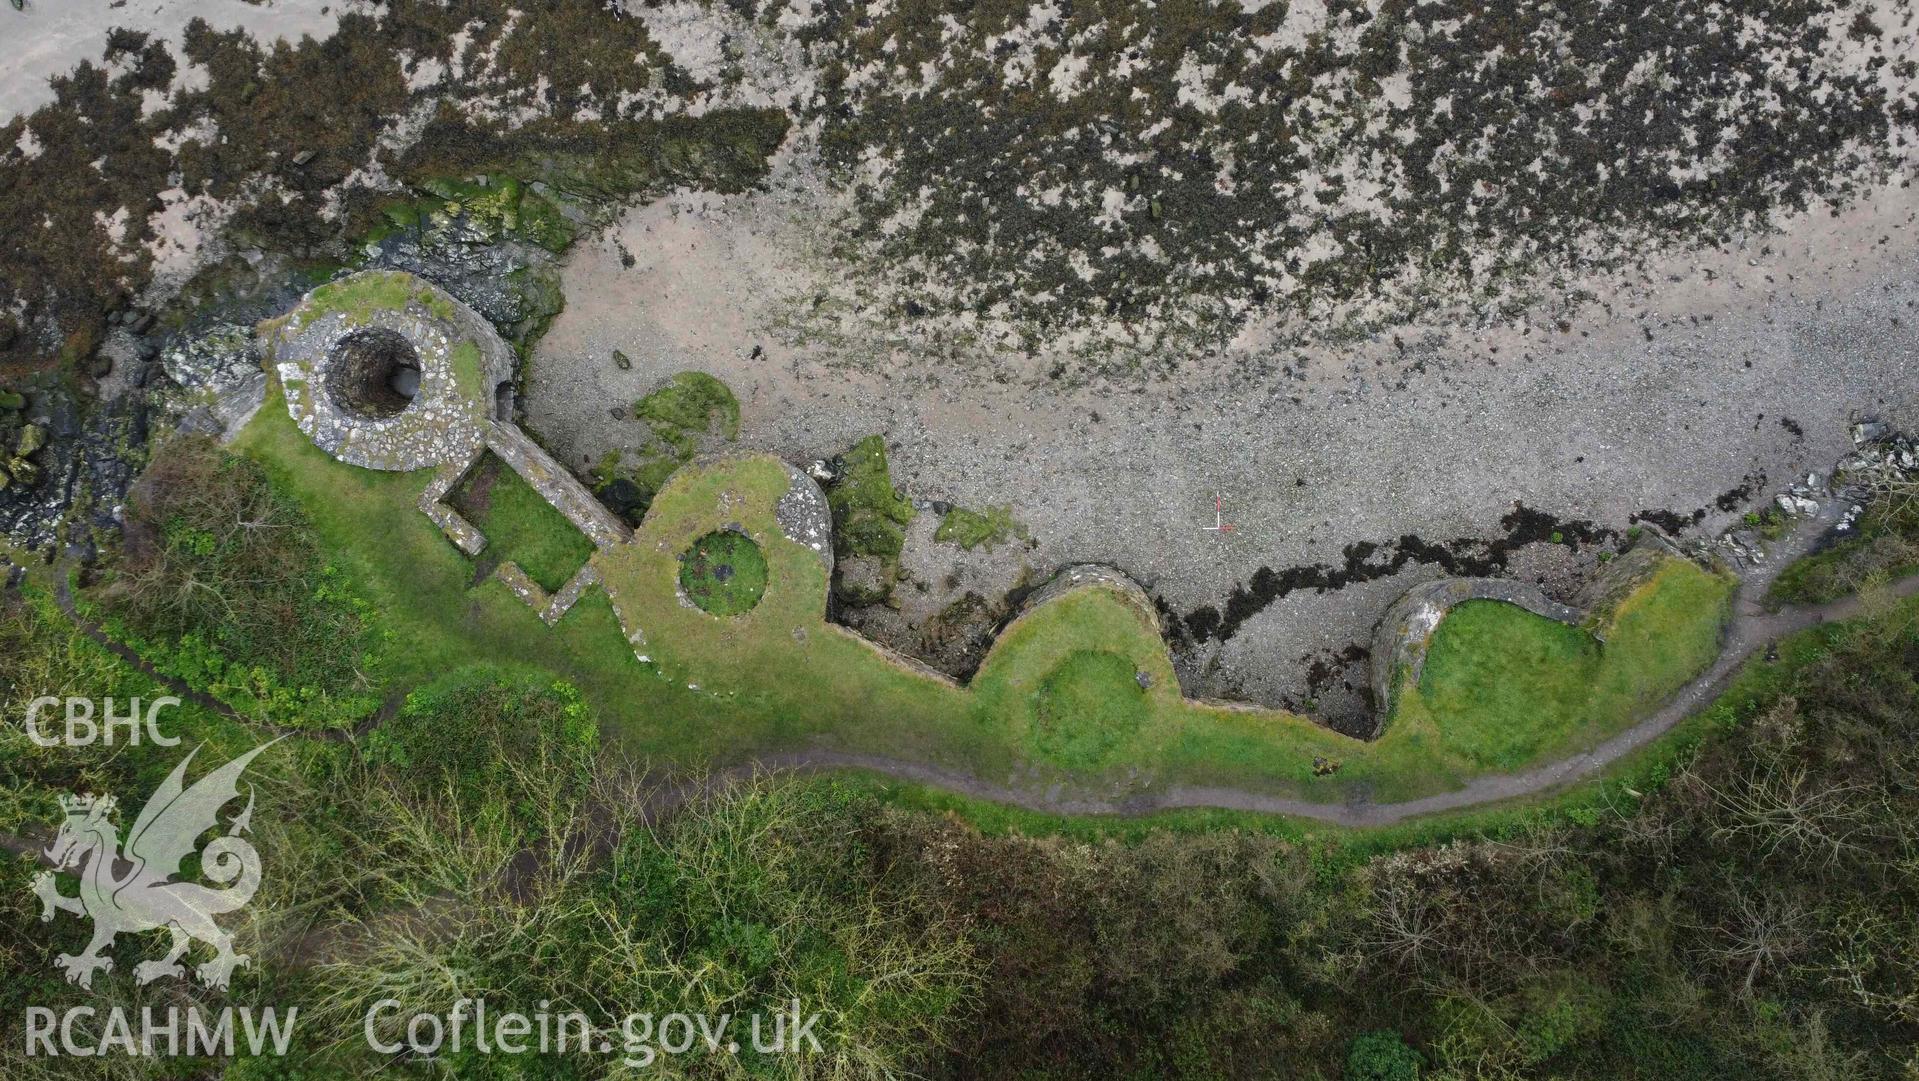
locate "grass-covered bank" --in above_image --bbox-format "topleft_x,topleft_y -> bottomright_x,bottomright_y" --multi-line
6,562 -> 1915,1079
1391,559 -> 1733,770
205,382 -> 1738,808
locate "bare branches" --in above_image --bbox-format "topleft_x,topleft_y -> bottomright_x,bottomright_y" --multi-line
1702,759 -> 1877,870
1703,890 -> 1812,1001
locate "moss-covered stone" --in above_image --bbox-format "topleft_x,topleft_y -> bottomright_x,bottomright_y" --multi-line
592,372 -> 743,522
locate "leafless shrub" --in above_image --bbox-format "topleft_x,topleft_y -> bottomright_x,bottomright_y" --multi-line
1702,759 -> 1877,870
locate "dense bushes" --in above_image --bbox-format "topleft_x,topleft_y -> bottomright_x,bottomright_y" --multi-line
365,666 -> 597,830
312,764 -> 977,1079
104,435 -> 384,727
1347,1032 -> 1422,1080
6,576 -> 1915,1077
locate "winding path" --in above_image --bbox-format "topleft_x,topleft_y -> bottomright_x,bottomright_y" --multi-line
768,501 -> 1919,826
39,500 -> 1917,827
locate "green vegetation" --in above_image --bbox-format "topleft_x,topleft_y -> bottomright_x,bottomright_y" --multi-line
374,175 -> 578,253
935,504 -> 1029,550
9,386 -> 1919,1079
284,269 -> 420,332
1392,559 -> 1734,769
635,370 -> 741,448
227,383 -> 703,753
364,666 -> 596,832
1347,1031 -> 1423,1080
100,435 -> 385,729
1771,479 -> 1919,604
1742,505 -> 1794,540
1031,650 -> 1149,768
678,529 -> 769,616
451,453 -> 595,592
6,576 -> 1917,1078
183,387 -> 1741,805
310,768 -> 975,1080
827,435 -> 917,562
592,371 -> 741,521
1415,601 -> 1599,766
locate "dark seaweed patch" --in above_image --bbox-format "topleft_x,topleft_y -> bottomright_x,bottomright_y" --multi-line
1175,504 -> 1615,645
1630,508 -> 1706,535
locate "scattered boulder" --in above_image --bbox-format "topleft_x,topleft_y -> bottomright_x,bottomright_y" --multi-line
1852,418 -> 1892,445
1775,492 -> 1821,517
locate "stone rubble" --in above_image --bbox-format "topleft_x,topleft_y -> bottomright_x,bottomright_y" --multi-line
1720,419 -> 1916,568
774,462 -> 835,573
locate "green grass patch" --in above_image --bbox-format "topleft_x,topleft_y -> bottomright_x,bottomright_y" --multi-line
1031,650 -> 1149,768
678,530 -> 768,616
935,504 -> 1028,550
448,339 -> 487,408
219,385 -> 1751,815
1393,559 -> 1734,769
450,452 -> 595,592
228,383 -> 718,759
287,269 -> 417,332
636,371 -> 740,451
1416,602 -> 1601,768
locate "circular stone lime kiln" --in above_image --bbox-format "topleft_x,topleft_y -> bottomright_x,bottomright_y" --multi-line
265,270 -> 515,471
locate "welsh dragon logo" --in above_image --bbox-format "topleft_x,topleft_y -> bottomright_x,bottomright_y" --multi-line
31,739 -> 280,990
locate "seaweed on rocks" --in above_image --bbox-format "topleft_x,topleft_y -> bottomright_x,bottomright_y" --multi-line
1175,504 -> 1615,645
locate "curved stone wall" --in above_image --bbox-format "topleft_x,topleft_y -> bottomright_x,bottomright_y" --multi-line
1366,578 -> 1583,740
264,271 -> 513,472
774,461 -> 835,575
1015,563 -> 1161,629
1367,534 -> 1692,740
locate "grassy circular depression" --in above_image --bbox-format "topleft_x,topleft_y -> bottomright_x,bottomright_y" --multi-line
1030,649 -> 1150,769
678,529 -> 768,616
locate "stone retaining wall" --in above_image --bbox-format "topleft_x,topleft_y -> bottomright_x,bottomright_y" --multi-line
484,420 -> 631,550
1015,563 -> 1161,628
1367,535 -> 1694,740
